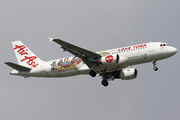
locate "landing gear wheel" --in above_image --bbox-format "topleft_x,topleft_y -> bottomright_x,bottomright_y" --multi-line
101,80 -> 109,87
153,66 -> 158,71
152,60 -> 158,71
89,70 -> 96,77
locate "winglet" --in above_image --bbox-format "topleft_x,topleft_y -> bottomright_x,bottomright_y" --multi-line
49,37 -> 54,42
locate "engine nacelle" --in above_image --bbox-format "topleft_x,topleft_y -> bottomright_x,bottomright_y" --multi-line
100,54 -> 119,66
120,68 -> 138,80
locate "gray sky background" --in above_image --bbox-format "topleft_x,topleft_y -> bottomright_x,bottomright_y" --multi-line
1,0 -> 180,120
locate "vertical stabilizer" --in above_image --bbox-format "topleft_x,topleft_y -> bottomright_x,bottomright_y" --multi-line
12,41 -> 43,68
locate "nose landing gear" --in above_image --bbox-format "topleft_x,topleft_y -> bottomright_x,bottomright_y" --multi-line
152,60 -> 158,71
153,66 -> 158,71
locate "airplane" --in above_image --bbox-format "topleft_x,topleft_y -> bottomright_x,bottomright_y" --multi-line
5,38 -> 177,87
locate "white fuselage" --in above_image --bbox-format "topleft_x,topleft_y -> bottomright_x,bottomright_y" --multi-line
10,42 -> 177,78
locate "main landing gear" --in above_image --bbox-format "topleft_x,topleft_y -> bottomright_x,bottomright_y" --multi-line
152,60 -> 158,71
89,70 -> 96,77
89,70 -> 109,87
101,80 -> 109,87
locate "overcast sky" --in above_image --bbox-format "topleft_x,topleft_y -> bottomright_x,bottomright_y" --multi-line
1,0 -> 180,120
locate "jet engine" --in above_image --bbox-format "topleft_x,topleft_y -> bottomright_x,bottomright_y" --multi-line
100,54 -> 119,66
120,68 -> 138,80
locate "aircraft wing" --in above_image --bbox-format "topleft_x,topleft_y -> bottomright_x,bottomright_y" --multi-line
50,38 -> 101,68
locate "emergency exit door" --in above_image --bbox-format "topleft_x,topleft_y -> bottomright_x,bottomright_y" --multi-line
149,42 -> 154,52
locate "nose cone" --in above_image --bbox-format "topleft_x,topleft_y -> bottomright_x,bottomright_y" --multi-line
170,47 -> 177,55
168,47 -> 177,56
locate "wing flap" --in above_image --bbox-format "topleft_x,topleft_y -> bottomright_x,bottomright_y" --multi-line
5,62 -> 31,71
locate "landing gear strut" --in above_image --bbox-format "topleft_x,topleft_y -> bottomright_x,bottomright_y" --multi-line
89,70 -> 96,77
152,60 -> 158,71
101,80 -> 109,87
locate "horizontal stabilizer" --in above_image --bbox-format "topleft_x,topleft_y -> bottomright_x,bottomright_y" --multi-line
5,62 -> 31,71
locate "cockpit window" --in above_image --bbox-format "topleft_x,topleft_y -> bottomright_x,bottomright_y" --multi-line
160,44 -> 167,46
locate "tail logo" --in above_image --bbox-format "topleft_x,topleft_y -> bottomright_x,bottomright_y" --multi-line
14,45 -> 39,68
14,45 -> 29,55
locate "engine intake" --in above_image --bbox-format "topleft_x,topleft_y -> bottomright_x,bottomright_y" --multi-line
120,68 -> 138,80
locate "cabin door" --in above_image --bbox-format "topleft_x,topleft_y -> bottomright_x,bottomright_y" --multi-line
149,42 -> 154,52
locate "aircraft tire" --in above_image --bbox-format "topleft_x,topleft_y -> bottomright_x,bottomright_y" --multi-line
153,66 -> 158,71
89,70 -> 96,77
101,80 -> 109,87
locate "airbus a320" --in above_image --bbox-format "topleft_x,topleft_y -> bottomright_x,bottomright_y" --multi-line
5,38 -> 177,87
